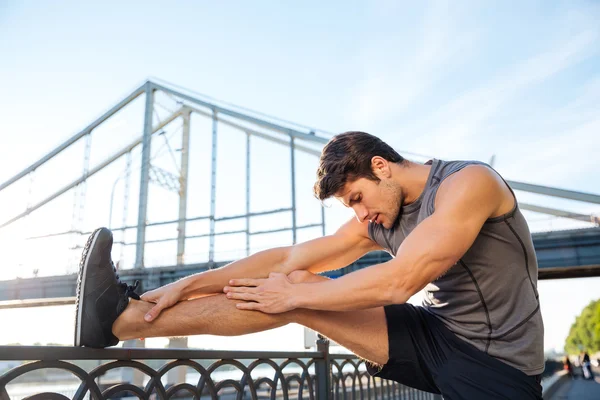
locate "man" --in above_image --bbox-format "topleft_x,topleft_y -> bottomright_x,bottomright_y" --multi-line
74,131 -> 544,399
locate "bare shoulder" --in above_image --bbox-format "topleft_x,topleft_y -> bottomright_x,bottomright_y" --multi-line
435,164 -> 514,219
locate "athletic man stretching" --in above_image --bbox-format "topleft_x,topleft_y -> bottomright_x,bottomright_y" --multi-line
74,131 -> 544,398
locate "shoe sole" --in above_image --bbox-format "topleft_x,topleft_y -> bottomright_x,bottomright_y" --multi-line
74,228 -> 103,346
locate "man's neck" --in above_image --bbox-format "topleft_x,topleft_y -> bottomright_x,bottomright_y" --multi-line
392,161 -> 432,205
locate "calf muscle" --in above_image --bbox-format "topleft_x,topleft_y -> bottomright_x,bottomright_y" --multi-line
113,274 -> 389,366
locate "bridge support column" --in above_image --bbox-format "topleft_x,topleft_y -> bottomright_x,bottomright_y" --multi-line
177,110 -> 191,265
135,81 -> 155,268
209,109 -> 218,265
290,136 -> 297,244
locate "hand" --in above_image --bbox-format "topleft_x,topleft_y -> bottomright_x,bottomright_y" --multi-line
224,272 -> 297,314
140,281 -> 183,322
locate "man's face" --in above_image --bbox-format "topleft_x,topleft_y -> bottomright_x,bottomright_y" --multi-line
336,176 -> 404,229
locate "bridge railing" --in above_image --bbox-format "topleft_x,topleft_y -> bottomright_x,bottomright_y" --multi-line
0,338 -> 442,400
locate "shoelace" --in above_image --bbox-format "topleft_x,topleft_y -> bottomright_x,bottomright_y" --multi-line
113,263 -> 141,300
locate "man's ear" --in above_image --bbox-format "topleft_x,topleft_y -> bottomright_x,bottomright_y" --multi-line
371,156 -> 391,178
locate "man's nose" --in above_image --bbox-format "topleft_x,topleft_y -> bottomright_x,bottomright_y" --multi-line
353,205 -> 368,222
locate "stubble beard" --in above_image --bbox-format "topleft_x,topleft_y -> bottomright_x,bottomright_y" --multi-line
381,180 -> 404,229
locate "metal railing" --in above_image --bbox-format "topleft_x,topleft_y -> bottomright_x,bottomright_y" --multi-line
0,339 -> 442,399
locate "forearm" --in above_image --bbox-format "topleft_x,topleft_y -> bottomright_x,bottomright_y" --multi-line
293,261 -> 410,311
178,247 -> 289,299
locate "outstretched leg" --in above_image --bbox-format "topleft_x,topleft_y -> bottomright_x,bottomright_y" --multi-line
113,271 -> 389,365
75,228 -> 388,365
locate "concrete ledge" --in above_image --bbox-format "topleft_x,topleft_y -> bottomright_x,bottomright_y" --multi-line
0,296 -> 75,309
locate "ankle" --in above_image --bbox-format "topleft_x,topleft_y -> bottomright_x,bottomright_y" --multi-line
112,299 -> 148,340
111,309 -> 129,340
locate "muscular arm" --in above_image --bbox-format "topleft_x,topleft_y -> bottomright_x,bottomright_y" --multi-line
178,217 -> 381,300
281,166 -> 509,311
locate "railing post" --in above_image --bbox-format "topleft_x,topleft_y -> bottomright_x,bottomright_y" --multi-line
316,334 -> 331,400
122,339 -> 145,386
167,337 -> 188,387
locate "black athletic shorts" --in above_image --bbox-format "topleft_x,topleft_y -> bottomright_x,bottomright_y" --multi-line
366,304 -> 543,400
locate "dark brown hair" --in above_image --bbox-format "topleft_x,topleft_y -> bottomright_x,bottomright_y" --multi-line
313,131 -> 404,200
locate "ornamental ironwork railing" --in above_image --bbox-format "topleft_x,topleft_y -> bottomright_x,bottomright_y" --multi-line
0,339 -> 442,399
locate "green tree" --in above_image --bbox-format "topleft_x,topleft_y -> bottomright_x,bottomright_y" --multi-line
564,299 -> 600,354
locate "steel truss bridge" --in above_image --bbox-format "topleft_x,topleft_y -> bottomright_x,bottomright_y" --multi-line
0,80 -> 599,307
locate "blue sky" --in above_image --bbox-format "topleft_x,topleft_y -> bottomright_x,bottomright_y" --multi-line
0,1 -> 599,352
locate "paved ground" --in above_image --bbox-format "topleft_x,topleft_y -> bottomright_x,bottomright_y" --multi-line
548,376 -> 600,400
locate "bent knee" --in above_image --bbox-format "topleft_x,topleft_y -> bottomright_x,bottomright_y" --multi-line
287,270 -> 330,284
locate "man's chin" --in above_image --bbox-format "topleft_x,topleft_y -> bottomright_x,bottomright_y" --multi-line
387,213 -> 402,229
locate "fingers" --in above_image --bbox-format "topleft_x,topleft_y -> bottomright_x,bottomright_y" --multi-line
223,286 -> 260,304
228,278 -> 264,287
223,286 -> 256,294
226,291 -> 258,302
140,294 -> 152,303
140,292 -> 158,303
144,302 -> 165,322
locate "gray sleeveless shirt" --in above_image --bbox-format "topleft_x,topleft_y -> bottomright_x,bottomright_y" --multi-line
368,159 -> 544,375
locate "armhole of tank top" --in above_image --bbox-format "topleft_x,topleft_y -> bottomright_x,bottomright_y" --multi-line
428,162 -> 518,223
425,161 -> 444,215
427,162 -> 470,215
484,166 -> 518,224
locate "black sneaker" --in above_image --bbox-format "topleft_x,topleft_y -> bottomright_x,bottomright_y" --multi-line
74,227 -> 140,348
